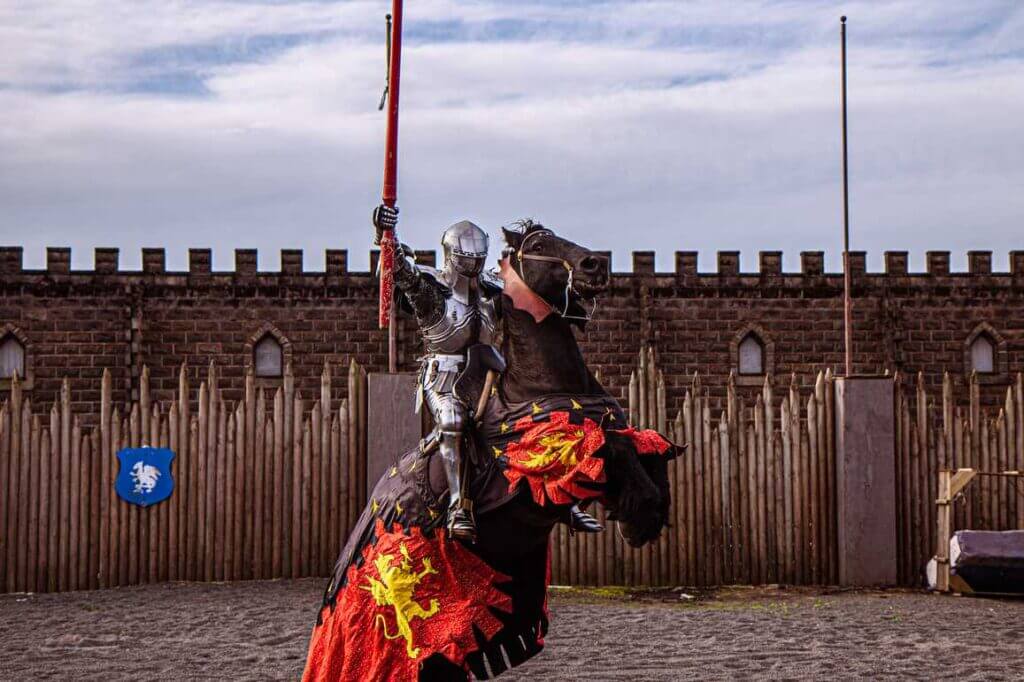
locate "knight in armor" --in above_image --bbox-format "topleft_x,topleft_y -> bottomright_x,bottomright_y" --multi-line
373,205 -> 602,542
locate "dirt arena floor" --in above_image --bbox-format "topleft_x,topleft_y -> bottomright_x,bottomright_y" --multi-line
2,579 -> 1023,680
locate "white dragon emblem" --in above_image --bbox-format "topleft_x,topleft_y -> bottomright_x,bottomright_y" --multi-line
130,461 -> 161,494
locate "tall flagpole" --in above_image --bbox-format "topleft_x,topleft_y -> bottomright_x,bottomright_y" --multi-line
840,16 -> 853,377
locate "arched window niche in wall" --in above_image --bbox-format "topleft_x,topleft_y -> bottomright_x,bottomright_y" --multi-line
964,322 -> 1007,385
0,324 -> 31,390
244,323 -> 292,387
731,324 -> 775,387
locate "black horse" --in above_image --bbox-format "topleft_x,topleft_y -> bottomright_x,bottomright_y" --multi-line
304,222 -> 674,681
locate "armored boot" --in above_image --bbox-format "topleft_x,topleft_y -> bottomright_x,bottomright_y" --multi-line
566,504 -> 603,534
439,430 -> 477,542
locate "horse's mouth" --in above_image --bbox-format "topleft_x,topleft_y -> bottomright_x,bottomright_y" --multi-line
571,279 -> 606,301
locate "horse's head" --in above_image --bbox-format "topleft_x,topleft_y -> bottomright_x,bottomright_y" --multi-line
501,220 -> 609,322
599,432 -> 672,547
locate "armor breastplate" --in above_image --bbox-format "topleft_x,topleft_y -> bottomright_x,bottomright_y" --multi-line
421,295 -> 497,355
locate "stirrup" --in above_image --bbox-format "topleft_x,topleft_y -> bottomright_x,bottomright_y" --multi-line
448,500 -> 477,543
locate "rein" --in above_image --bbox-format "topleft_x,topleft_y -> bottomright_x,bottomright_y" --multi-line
514,229 -> 597,322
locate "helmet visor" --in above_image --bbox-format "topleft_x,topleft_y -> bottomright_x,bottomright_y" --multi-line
451,254 -> 485,277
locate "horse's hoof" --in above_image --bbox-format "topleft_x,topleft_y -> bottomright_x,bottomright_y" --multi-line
568,506 -> 604,533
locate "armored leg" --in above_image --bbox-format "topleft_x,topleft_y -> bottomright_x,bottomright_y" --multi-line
425,390 -> 476,542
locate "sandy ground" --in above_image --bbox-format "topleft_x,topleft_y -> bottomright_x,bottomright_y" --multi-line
1,580 -> 1023,680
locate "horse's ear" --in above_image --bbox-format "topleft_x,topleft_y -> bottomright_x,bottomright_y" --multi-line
501,226 -> 523,250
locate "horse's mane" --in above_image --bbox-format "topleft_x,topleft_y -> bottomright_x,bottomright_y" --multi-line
503,218 -> 546,242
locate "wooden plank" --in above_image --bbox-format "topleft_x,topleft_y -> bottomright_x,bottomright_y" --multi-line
302,420 -> 313,577
292,393 -> 304,578
806,394 -> 818,584
0,401 -> 8,593
78,426 -> 92,589
683,389 -> 696,585
824,371 -> 836,582
25,414 -> 39,593
108,409 -> 121,587
346,361 -> 359,533
765,377 -> 780,585
204,377 -> 219,583
128,406 -> 140,585
910,417 -> 923,583
329,413 -> 341,576
1005,388 -> 1016,528
780,397 -> 793,584
99,368 -> 112,585
710,424 -> 722,585
691,391 -> 704,585
91,428 -> 102,589
214,406 -> 229,582
148,405 -> 161,583
168,402 -> 179,583
718,414 -> 732,584
254,389 -> 267,579
754,394 -> 767,585
195,381 -> 208,582
282,363 -> 295,568
24,411 -> 38,593
789,377 -> 804,584
187,418 -> 199,582
337,399 -> 350,561
264,419 -> 273,576
9,380 -> 23,593
38,426 -> 51,592
356,364 -> 367,511
242,369 -> 254,578
310,400 -> 321,577
320,365 -> 332,576
707,401 -> 721,586
68,416 -> 81,591
157,417 -> 169,583
272,389 -> 285,578
814,372 -> 826,583
233,403 -> 245,581
176,364 -> 190,581
225,408 -> 236,581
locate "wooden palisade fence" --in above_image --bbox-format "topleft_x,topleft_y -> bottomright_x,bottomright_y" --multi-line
5,349 -> 1019,594
896,371 -> 1024,586
0,360 -> 367,594
549,347 -> 839,587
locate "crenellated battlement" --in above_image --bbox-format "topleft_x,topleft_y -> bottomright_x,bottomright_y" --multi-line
2,246 -> 1023,279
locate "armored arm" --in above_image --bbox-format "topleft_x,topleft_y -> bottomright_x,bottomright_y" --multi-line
373,204 -> 446,328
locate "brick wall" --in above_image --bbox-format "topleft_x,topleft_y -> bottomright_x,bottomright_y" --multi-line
2,246 -> 1023,423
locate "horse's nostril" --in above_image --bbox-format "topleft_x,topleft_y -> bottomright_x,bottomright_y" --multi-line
580,256 -> 602,274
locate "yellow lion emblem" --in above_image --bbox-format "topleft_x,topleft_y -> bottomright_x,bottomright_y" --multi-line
361,542 -> 440,659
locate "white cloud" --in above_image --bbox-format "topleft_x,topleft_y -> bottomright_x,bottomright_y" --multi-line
0,0 -> 1022,272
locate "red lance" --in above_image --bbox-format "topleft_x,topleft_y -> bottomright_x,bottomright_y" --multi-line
378,1 -> 403,332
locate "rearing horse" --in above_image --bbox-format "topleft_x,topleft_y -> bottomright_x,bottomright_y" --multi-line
304,221 -> 676,681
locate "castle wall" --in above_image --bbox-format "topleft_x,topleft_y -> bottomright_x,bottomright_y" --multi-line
2,245 -> 1023,424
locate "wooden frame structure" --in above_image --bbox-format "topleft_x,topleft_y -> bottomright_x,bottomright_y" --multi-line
935,467 -> 1024,592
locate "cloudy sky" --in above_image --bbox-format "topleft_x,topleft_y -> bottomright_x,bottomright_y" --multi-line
2,1 -> 1022,273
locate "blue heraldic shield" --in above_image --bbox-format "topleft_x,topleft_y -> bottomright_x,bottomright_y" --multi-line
115,447 -> 175,507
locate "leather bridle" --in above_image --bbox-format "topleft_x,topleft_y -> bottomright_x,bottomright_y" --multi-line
513,229 -> 597,322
